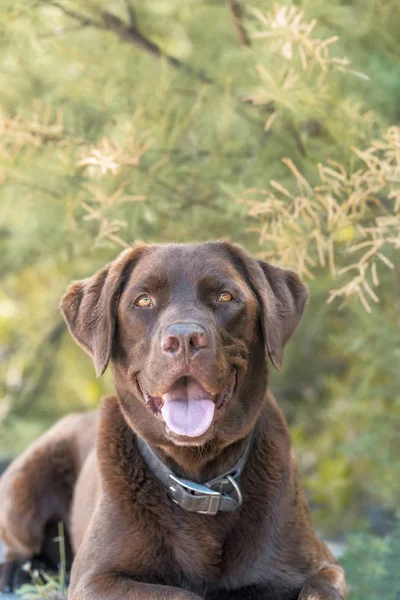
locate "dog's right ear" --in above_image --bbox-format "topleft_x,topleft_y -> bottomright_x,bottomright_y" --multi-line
60,245 -> 147,377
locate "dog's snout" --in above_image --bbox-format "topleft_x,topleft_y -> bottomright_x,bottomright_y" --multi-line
161,323 -> 209,358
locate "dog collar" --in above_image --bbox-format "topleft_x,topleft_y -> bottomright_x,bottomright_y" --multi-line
136,434 -> 253,516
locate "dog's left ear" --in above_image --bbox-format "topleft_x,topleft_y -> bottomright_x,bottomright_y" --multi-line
222,242 -> 309,370
255,260 -> 309,370
60,244 -> 147,377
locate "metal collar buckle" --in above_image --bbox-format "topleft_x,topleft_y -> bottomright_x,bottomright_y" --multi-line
214,475 -> 243,507
136,432 -> 253,515
168,473 -> 243,515
169,474 -> 223,515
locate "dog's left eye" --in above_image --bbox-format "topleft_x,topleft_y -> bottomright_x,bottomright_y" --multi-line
218,291 -> 233,303
134,294 -> 153,308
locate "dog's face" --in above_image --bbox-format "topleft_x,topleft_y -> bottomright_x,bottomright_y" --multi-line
60,242 -> 308,448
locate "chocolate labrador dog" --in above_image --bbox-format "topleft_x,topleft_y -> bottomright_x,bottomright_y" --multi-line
0,241 -> 347,600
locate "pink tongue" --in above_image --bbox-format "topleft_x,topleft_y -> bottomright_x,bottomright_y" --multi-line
161,378 -> 215,438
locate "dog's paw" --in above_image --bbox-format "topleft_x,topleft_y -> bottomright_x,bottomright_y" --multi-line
298,587 -> 344,600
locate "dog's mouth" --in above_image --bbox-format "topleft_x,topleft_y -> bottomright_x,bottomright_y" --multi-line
138,373 -> 236,438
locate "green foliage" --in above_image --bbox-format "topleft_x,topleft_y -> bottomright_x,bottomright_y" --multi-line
342,523 -> 400,599
16,523 -> 67,600
0,0 -> 399,556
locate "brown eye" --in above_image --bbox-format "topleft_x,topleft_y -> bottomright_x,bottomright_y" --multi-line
135,294 -> 153,308
218,291 -> 233,303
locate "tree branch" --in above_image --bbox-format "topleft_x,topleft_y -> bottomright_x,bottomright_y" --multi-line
225,0 -> 251,46
40,2 -> 263,125
124,0 -> 137,29
43,1 -> 212,84
45,1 -> 102,28
101,10 -> 212,83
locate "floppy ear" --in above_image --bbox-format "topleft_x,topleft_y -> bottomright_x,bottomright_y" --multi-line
222,242 -> 309,370
255,260 -> 309,370
60,245 -> 147,377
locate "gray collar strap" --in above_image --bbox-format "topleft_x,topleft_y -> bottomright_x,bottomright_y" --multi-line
136,434 -> 253,516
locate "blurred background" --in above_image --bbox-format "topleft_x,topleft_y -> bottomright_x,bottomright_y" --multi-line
0,1 -> 399,597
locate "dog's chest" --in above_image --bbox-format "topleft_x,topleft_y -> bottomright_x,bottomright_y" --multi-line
167,510 -> 228,583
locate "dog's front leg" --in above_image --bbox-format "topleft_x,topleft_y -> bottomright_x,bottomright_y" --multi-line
69,573 -> 202,600
298,563 -> 348,600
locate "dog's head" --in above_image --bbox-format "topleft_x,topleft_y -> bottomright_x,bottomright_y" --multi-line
60,242 -> 308,447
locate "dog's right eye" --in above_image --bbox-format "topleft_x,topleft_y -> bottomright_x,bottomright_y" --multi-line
134,294 -> 153,308
218,291 -> 233,303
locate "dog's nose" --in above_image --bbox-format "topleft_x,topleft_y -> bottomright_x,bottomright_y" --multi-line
161,323 -> 209,358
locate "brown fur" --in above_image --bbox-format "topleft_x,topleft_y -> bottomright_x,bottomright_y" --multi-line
0,242 -> 347,599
